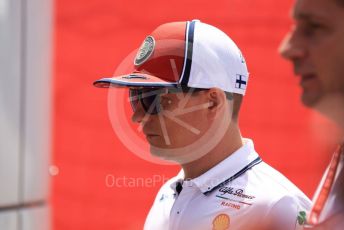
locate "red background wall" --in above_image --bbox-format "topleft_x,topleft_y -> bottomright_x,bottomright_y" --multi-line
52,0 -> 340,229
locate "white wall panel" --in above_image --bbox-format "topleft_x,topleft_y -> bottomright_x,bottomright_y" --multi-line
0,0 -> 21,207
0,211 -> 18,230
0,0 -> 52,228
22,0 -> 53,203
21,205 -> 50,230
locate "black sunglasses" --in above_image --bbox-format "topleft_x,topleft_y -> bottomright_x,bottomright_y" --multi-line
128,87 -> 209,115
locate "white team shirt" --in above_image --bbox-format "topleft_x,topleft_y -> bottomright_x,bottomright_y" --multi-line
144,139 -> 311,230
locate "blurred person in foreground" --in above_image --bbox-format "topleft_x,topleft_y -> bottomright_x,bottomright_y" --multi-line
280,0 -> 344,229
94,20 -> 311,230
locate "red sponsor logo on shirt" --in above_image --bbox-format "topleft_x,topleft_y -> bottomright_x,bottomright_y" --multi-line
220,201 -> 241,210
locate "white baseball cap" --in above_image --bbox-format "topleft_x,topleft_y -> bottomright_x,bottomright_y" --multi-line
93,20 -> 249,95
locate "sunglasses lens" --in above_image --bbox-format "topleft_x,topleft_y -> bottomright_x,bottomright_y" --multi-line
141,89 -> 161,114
129,89 -> 139,112
129,88 -> 166,114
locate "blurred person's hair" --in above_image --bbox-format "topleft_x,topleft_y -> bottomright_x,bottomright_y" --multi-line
337,0 -> 344,7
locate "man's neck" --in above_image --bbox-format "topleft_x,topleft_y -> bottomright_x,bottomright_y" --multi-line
180,124 -> 243,179
315,93 -> 344,130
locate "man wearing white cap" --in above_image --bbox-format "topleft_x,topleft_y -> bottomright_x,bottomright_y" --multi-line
94,20 -> 311,230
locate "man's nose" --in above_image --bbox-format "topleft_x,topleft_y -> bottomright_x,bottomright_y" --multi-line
131,101 -> 146,123
279,31 -> 306,61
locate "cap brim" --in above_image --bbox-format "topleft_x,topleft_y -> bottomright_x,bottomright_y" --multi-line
93,73 -> 179,88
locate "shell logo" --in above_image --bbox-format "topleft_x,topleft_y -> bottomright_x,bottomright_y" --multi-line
212,213 -> 230,230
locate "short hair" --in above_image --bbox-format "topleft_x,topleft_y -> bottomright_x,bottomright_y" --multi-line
336,0 -> 344,7
232,93 -> 243,122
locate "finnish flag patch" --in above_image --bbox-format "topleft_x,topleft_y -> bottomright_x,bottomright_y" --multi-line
235,74 -> 247,90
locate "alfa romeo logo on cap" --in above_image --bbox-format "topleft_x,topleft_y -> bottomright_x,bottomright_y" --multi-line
134,36 -> 155,66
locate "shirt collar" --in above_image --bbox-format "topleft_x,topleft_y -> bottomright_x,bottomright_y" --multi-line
170,171 -> 184,194
170,138 -> 261,195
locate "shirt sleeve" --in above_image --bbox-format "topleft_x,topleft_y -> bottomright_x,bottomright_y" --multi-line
264,196 -> 308,230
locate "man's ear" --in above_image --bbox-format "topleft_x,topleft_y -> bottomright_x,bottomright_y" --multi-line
207,88 -> 226,120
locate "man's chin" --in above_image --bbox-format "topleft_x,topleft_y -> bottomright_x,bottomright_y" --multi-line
149,146 -> 180,163
149,145 -> 204,164
149,145 -> 172,156
301,92 -> 322,108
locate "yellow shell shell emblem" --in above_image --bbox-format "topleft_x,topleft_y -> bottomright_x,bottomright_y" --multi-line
212,214 -> 230,230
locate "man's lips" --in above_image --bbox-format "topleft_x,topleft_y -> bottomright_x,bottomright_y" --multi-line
143,128 -> 160,138
145,134 -> 160,138
299,74 -> 317,86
